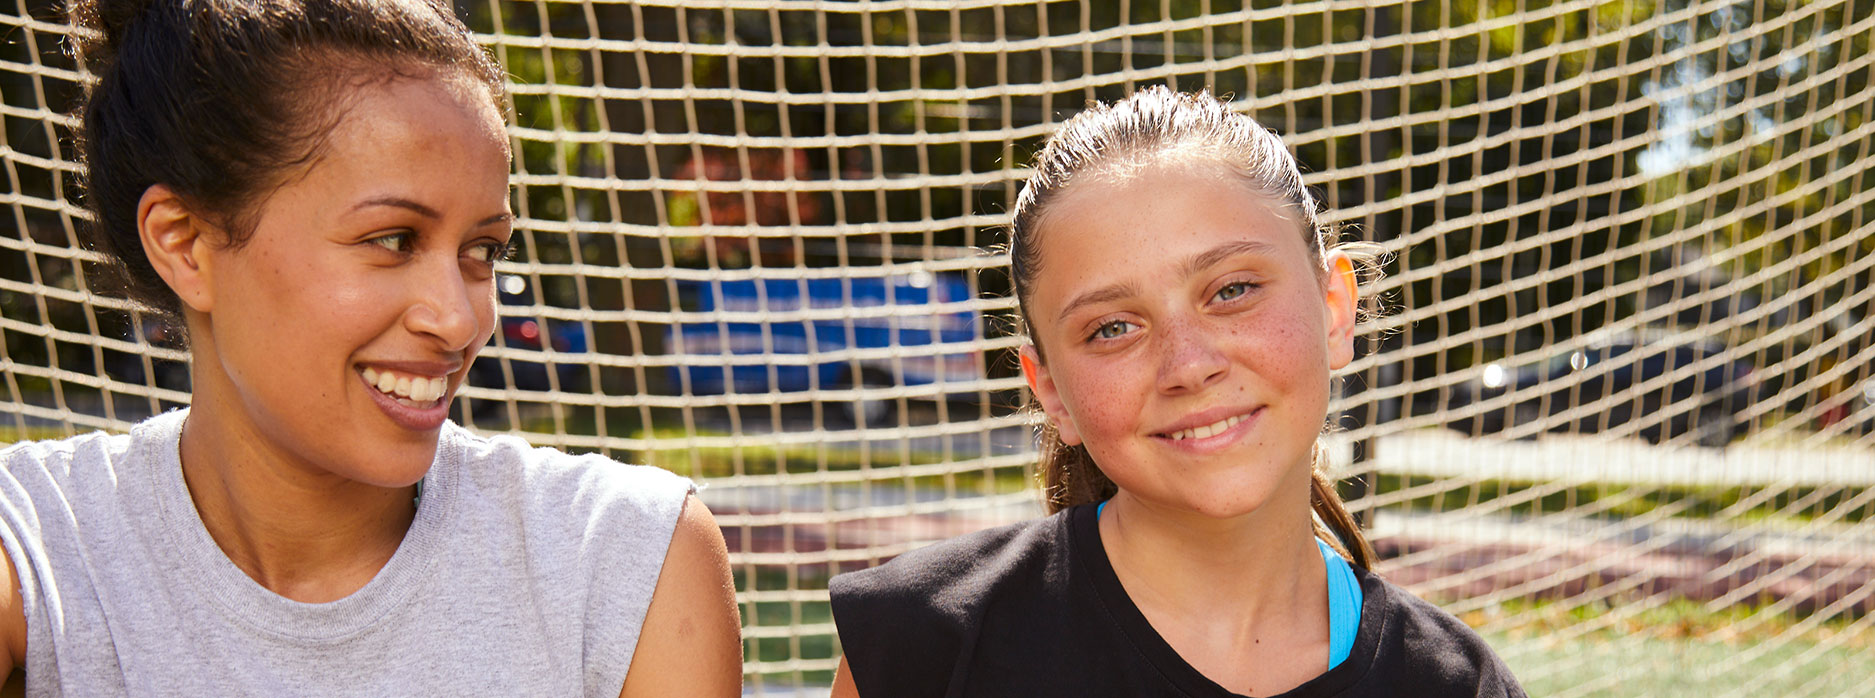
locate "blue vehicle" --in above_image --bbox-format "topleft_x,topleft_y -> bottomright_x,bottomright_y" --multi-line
468,275 -> 589,397
663,270 -> 983,423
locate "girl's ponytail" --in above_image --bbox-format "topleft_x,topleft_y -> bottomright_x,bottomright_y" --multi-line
1037,419 -> 1116,515
1309,441 -> 1375,569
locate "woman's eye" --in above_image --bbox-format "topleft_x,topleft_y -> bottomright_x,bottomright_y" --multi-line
465,241 -> 509,264
1214,281 -> 1254,302
369,232 -> 412,253
1091,320 -> 1137,341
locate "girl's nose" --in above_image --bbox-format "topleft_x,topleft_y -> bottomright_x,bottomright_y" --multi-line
1157,315 -> 1230,394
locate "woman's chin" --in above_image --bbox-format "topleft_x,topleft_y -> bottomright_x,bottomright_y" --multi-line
331,440 -> 439,489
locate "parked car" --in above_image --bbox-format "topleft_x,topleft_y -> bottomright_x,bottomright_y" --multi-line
1445,330 -> 1759,447
662,269 -> 983,424
466,274 -> 589,396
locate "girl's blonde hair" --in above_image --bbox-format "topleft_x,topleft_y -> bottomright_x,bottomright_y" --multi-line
1008,86 -> 1379,569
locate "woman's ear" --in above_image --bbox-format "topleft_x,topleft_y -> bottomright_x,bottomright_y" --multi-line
1322,251 -> 1359,370
137,185 -> 216,314
1020,345 -> 1082,446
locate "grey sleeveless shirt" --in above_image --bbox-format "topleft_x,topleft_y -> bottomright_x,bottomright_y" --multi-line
0,409 -> 694,697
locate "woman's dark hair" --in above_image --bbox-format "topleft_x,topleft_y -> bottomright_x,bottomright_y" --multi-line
69,0 -> 508,320
1008,86 -> 1380,569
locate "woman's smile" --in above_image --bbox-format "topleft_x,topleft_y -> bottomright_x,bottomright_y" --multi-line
356,363 -> 460,430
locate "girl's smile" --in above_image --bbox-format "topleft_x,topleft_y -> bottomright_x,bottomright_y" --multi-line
1151,404 -> 1264,452
1021,159 -> 1358,519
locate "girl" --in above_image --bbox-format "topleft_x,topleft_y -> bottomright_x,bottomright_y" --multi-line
0,1 -> 741,695
829,87 -> 1524,697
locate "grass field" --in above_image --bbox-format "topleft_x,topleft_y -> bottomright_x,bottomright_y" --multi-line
1480,598 -> 1873,697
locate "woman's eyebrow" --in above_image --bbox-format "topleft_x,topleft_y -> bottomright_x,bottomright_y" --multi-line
1182,239 -> 1275,278
349,196 -> 441,219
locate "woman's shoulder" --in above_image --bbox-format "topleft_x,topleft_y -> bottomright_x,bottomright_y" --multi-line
1356,569 -> 1527,697
440,421 -> 695,525
1,412 -> 174,481
0,412 -> 183,524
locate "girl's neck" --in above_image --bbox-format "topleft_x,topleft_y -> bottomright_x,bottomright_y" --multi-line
1099,487 -> 1319,621
1097,476 -> 1329,695
179,401 -> 416,604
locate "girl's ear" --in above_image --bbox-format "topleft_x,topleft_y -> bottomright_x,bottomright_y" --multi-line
137,184 -> 217,314
1020,345 -> 1083,446
1322,251 -> 1359,370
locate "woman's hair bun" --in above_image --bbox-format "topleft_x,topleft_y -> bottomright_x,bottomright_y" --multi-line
67,0 -> 507,321
68,0 -> 158,69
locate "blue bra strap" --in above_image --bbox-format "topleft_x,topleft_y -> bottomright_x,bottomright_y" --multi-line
1317,539 -> 1362,670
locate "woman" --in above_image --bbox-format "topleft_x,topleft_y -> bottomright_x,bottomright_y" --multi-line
0,1 -> 741,695
828,87 -> 1524,697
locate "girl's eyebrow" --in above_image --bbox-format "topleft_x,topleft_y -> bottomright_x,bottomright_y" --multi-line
1056,282 -> 1140,323
1182,239 -> 1275,278
1054,240 -> 1275,323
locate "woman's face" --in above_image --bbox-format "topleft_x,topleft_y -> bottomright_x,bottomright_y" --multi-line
1021,160 -> 1358,518
188,72 -> 511,487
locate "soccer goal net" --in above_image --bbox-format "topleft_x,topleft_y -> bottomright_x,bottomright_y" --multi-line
2,0 -> 1871,695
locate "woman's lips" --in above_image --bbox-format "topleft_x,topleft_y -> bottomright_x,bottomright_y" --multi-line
359,368 -> 450,431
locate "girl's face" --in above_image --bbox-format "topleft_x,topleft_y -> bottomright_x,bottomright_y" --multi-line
187,72 -> 511,486
1021,161 -> 1358,518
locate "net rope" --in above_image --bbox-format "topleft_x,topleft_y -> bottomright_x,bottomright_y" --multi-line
4,0 -> 1873,694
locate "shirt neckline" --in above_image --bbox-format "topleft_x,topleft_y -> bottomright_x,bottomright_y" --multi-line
1069,504 -> 1385,697
135,409 -> 459,643
1095,501 -> 1362,669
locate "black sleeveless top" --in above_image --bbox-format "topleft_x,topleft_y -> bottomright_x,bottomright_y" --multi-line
830,504 -> 1526,697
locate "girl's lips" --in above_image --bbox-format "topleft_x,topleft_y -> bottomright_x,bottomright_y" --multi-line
361,371 -> 450,431
1154,406 -> 1263,452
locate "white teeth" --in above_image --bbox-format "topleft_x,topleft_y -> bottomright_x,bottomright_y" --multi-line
1168,413 -> 1248,441
362,368 -> 449,405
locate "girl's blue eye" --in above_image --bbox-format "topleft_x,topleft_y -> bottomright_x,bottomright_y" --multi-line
1091,320 -> 1136,341
1215,281 -> 1254,302
369,232 -> 412,253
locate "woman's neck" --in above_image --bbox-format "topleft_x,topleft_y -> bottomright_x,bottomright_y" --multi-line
179,402 -> 417,604
1098,475 -> 1329,695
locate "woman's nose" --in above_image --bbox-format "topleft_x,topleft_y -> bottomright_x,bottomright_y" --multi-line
403,260 -> 483,352
1157,314 -> 1230,394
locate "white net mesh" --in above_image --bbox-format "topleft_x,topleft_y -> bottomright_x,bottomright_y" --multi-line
3,0 -> 1873,695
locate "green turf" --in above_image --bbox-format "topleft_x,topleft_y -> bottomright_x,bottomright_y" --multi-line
1490,630 -> 1875,697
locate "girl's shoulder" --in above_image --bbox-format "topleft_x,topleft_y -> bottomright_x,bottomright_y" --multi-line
829,507 -> 1082,697
1350,568 -> 1528,697
831,505 -> 1074,615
